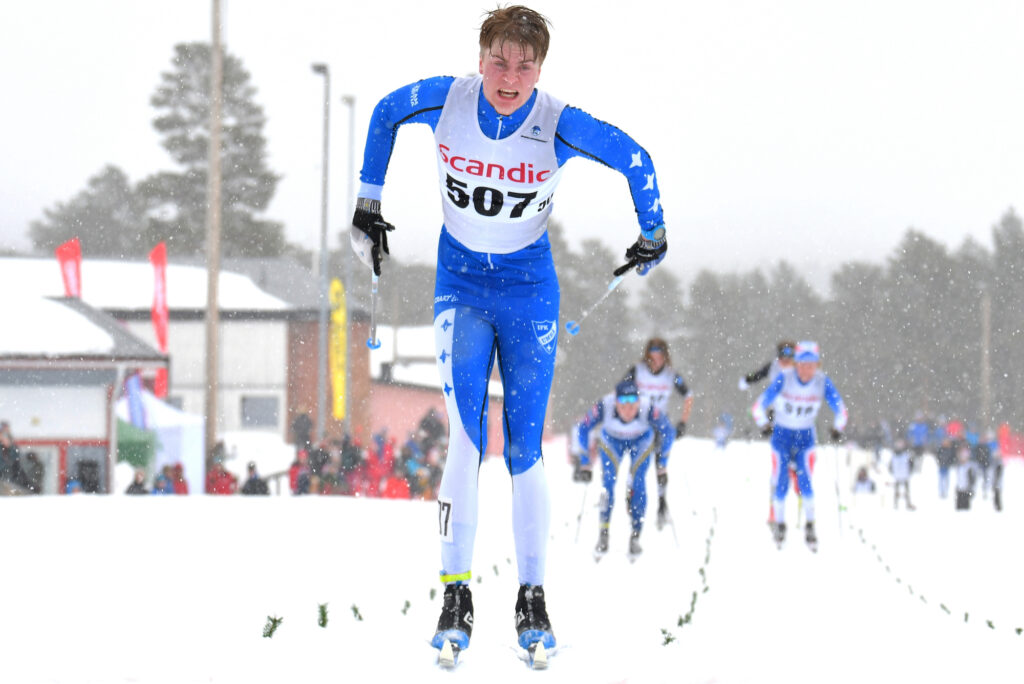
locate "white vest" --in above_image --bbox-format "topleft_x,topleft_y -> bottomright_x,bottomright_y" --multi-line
434,76 -> 565,254
633,363 -> 683,413
597,394 -> 654,441
767,368 -> 826,431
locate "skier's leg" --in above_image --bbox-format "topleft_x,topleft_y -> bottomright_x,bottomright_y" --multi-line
770,436 -> 791,525
434,306 -> 496,585
494,264 -> 559,588
794,446 -> 815,523
626,435 -> 655,535
597,438 -> 621,525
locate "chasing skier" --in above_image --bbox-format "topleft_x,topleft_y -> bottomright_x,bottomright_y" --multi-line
751,342 -> 848,551
349,5 -> 669,668
620,337 -> 692,531
571,379 -> 675,561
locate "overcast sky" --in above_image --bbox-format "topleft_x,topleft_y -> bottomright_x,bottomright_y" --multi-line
3,0 -> 1022,293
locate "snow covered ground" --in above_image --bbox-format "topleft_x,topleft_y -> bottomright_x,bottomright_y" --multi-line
2,435 -> 1021,683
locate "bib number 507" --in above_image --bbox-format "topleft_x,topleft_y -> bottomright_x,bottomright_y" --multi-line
446,174 -> 537,218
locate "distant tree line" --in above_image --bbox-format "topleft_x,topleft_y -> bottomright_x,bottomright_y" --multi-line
543,211 -> 1024,442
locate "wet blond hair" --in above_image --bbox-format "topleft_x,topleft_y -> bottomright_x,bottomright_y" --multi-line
479,5 -> 551,64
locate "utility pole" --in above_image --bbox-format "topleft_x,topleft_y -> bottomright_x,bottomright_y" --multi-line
312,63 -> 330,443
204,0 -> 224,481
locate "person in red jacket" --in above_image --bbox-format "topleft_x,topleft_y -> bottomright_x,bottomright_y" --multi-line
206,461 -> 237,495
380,459 -> 412,499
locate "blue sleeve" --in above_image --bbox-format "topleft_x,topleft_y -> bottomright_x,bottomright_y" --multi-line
554,106 -> 664,230
359,76 -> 455,186
651,408 -> 675,468
574,400 -> 606,463
824,377 -> 844,414
760,373 -> 785,410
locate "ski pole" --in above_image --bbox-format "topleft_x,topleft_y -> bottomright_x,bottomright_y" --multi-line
573,480 -> 590,543
565,273 -> 626,336
366,271 -> 382,349
833,443 -> 843,536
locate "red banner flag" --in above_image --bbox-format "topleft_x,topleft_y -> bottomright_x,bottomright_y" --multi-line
149,242 -> 170,397
55,238 -> 82,298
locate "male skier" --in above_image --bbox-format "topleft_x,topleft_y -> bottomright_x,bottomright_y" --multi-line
350,5 -> 669,664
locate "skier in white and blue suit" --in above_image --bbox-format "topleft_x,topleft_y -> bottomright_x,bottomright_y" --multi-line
349,6 -> 668,659
572,379 -> 675,559
751,342 -> 848,550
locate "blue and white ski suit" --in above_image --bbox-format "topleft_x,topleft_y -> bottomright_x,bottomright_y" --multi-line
573,395 -> 674,533
358,75 -> 665,587
752,368 -> 848,524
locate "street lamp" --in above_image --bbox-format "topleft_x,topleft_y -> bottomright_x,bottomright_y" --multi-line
339,94 -> 356,436
312,63 -> 330,443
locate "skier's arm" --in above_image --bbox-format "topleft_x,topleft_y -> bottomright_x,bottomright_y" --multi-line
823,377 -> 849,432
554,106 -> 663,231
751,374 -> 785,428
651,408 -> 675,471
357,76 -> 455,199
745,361 -> 773,385
572,400 -> 606,467
674,374 -> 693,424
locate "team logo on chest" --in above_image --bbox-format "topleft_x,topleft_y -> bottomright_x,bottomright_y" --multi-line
531,320 -> 557,354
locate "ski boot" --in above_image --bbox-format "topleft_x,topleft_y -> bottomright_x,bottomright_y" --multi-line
656,495 -> 670,530
431,583 -> 473,666
805,521 -> 818,553
594,526 -> 610,561
773,521 -> 786,548
515,584 -> 556,668
627,529 -> 643,562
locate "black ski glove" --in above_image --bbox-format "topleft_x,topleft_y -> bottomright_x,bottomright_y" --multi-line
675,421 -> 687,439
830,428 -> 844,444
760,424 -> 774,438
351,197 -> 395,276
573,463 -> 593,483
614,224 -> 667,276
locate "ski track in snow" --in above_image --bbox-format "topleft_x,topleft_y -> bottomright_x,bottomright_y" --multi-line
1,437 -> 1021,683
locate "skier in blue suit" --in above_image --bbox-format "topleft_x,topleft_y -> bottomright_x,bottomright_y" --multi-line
349,5 -> 669,663
572,379 -> 675,560
751,342 -> 848,551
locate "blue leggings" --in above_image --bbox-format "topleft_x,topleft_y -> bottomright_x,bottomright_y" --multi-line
433,229 -> 560,586
597,431 -> 655,533
770,427 -> 817,523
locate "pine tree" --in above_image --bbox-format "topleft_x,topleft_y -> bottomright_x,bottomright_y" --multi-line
141,42 -> 284,257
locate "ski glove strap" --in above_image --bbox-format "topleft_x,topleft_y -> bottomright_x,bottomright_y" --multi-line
351,197 -> 395,276
614,224 -> 667,276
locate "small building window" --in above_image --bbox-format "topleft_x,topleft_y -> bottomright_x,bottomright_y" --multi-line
241,396 -> 279,428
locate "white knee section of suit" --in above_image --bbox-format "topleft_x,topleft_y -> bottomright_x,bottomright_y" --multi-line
512,459 -> 551,586
437,428 -> 480,579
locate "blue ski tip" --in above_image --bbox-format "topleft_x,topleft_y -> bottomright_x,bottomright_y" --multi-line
366,338 -> 381,349
565,321 -> 580,336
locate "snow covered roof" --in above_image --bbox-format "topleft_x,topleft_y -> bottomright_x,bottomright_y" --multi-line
1,296 -> 166,361
0,256 -> 290,312
370,325 -> 503,396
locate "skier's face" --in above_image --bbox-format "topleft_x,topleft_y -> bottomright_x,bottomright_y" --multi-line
796,361 -> 818,383
645,350 -> 667,373
615,398 -> 641,422
480,40 -> 542,116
